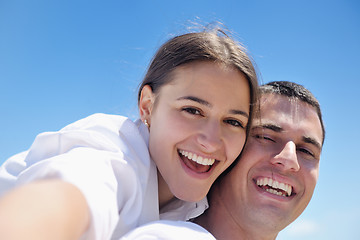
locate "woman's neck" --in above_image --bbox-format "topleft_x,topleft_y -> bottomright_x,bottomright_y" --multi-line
157,171 -> 175,209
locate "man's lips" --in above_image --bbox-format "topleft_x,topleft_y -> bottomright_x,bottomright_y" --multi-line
255,177 -> 295,197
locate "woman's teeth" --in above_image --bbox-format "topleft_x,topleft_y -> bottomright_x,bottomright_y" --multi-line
179,150 -> 215,166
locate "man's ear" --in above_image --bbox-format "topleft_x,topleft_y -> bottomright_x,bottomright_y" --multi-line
139,85 -> 155,123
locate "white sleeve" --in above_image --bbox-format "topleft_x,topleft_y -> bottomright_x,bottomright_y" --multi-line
8,114 -> 149,240
0,151 -> 28,196
17,147 -> 124,240
120,220 -> 216,240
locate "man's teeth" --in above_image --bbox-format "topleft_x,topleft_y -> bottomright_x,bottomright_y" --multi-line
256,177 -> 292,197
179,150 -> 215,166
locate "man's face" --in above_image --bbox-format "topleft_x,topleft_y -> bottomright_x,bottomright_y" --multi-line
221,93 -> 323,232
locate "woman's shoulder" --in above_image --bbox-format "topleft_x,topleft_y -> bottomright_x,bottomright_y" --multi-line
57,113 -> 145,149
60,113 -> 132,132
20,113 -> 148,168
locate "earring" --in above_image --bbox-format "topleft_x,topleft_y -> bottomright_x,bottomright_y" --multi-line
144,119 -> 150,128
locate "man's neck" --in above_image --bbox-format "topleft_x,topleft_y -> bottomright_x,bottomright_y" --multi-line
194,183 -> 278,240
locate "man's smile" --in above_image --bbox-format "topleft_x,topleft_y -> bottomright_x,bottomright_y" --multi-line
255,177 -> 294,197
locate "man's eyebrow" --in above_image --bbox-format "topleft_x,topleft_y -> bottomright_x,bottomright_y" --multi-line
254,123 -> 322,150
303,136 -> 322,150
177,96 -> 249,118
253,123 -> 283,132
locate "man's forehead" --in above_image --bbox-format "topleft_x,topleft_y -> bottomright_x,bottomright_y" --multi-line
259,94 -> 317,119
255,94 -> 323,146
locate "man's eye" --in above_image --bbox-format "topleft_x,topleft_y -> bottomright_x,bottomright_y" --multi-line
224,119 -> 244,129
182,107 -> 202,116
254,134 -> 274,142
298,148 -> 315,157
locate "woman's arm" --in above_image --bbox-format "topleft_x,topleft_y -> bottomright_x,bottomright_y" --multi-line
0,180 -> 90,240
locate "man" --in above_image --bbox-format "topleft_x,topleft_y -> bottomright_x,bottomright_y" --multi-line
121,81 -> 325,240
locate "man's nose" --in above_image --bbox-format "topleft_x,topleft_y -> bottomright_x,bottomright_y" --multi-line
270,141 -> 300,172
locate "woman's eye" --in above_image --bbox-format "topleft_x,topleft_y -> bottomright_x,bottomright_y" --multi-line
182,107 -> 202,116
225,119 -> 244,128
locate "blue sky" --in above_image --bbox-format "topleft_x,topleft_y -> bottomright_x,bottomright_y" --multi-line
1,0 -> 359,239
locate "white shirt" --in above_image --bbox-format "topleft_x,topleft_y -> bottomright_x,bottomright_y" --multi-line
0,114 -> 208,240
121,220 -> 216,240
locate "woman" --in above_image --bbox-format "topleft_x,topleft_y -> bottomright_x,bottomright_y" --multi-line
0,25 -> 258,240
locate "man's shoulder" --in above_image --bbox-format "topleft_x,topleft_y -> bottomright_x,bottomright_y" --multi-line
121,220 -> 216,240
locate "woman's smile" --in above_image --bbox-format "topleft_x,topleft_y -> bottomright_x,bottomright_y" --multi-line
143,61 -> 251,202
178,149 -> 216,173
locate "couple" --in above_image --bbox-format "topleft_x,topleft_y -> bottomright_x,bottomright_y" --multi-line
0,26 -> 324,240
122,80 -> 325,239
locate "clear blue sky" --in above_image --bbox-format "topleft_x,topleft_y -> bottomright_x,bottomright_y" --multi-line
1,0 -> 359,239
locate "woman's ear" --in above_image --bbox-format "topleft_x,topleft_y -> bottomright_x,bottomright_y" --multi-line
139,85 -> 155,123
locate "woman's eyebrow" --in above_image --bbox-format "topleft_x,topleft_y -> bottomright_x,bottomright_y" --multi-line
177,96 -> 211,107
177,96 -> 249,118
229,109 -> 249,118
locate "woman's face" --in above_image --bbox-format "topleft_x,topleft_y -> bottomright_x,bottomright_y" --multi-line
140,61 -> 251,202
